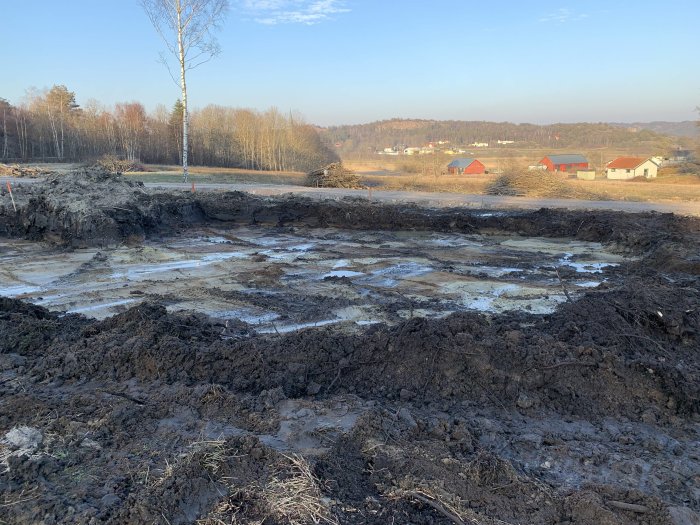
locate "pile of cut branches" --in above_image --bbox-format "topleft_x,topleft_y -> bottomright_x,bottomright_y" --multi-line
0,163 -> 52,178
487,168 -> 573,197
306,162 -> 361,189
94,155 -> 144,174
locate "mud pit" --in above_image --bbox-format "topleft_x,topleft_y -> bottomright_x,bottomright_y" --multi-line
0,228 -> 627,328
1,170 -> 700,525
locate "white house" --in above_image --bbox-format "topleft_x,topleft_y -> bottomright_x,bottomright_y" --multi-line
606,157 -> 658,180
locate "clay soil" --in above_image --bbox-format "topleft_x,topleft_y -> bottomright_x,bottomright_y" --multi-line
1,169 -> 699,525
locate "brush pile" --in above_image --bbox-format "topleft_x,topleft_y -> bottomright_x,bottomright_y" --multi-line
306,162 -> 361,189
0,163 -> 53,178
487,168 -> 572,197
94,155 -> 144,174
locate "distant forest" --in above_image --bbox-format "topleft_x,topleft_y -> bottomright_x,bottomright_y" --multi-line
2,87 -> 695,170
321,119 -> 693,158
0,85 -> 338,172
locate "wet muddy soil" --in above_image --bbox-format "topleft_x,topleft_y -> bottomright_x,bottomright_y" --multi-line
0,227 -> 628,328
1,170 -> 700,525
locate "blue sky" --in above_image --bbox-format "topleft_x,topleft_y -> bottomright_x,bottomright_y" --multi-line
1,0 -> 699,126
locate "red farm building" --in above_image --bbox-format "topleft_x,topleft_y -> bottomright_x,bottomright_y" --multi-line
447,158 -> 486,175
538,154 -> 589,172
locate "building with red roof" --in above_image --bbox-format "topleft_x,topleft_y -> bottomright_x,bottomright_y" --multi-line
606,157 -> 658,180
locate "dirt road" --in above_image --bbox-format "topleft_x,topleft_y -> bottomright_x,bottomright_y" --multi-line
3,176 -> 699,216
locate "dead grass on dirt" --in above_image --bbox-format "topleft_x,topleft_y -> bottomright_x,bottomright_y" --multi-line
576,177 -> 700,202
190,438 -> 232,475
387,485 -> 515,525
262,454 -> 338,525
198,453 -> 337,525
365,173 -> 492,194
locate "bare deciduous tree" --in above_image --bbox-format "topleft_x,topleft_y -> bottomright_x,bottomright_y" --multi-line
141,0 -> 229,182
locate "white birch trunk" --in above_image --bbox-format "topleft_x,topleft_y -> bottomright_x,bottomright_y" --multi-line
177,3 -> 189,183
2,108 -> 7,159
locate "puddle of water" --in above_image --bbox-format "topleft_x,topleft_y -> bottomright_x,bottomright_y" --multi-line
0,227 -> 631,326
576,281 -> 602,288
0,284 -> 43,297
257,318 -> 340,334
68,298 -> 140,315
560,259 -> 618,274
371,261 -> 433,278
322,270 -> 365,279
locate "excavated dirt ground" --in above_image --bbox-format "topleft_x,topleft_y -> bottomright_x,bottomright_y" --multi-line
1,169 -> 699,525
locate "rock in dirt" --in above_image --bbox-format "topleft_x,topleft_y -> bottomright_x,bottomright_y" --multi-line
3,426 -> 43,452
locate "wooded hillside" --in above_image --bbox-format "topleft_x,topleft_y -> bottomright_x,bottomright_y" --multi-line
321,119 -> 691,158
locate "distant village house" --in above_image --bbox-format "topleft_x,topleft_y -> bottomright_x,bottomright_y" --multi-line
539,154 -> 589,172
447,158 -> 486,175
606,157 -> 658,179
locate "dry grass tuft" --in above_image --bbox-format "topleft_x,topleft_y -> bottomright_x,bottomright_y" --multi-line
262,453 -> 338,525
465,451 -> 519,487
190,439 -> 232,475
197,453 -> 337,525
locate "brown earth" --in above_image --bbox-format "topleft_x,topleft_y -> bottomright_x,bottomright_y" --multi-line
1,169 -> 699,525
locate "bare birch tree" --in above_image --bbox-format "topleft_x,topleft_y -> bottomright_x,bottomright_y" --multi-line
141,0 -> 228,182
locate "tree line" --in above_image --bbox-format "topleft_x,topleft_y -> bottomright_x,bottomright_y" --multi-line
0,85 -> 338,172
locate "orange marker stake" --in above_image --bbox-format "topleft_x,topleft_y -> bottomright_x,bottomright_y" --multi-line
191,181 -> 196,193
6,181 -> 16,212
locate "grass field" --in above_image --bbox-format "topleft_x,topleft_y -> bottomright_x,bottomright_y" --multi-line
345,159 -> 700,202
126,161 -> 700,203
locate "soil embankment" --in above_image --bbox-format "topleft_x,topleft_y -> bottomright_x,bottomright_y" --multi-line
1,169 -> 699,524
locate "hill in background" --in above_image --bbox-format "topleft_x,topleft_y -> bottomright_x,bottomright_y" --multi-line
610,121 -> 699,138
320,119 -> 696,159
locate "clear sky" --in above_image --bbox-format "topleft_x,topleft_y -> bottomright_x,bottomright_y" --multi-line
2,0 -> 699,126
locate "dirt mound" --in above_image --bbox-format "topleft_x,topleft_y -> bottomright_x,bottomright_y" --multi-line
2,167 -> 699,254
0,167 -> 203,246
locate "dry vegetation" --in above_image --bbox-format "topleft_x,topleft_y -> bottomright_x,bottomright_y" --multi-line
305,163 -> 361,189
345,158 -> 700,202
94,155 -> 144,174
0,163 -> 53,178
486,169 -> 597,199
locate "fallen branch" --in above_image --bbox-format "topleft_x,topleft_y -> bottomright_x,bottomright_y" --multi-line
408,492 -> 466,525
607,500 -> 648,513
555,267 -> 573,303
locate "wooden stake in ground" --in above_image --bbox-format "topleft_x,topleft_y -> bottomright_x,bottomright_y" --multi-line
6,181 -> 16,212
